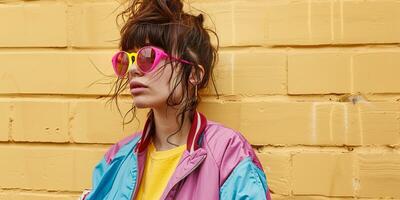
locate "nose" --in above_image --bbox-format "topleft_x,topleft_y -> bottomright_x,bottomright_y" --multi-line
127,63 -> 144,79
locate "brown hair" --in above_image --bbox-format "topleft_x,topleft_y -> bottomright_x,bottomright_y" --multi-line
102,0 -> 220,146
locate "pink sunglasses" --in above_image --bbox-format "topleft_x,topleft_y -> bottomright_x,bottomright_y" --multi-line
111,46 -> 193,78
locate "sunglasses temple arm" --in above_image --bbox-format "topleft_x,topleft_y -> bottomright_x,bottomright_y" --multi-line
171,56 -> 193,65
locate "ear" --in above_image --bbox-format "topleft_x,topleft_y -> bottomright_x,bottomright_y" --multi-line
189,64 -> 205,85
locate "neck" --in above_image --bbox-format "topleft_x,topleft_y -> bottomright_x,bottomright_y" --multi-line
151,106 -> 192,151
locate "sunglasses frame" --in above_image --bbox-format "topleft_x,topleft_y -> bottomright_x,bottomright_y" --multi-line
112,46 -> 193,78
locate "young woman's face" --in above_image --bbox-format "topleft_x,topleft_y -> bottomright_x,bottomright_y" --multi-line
127,50 -> 184,109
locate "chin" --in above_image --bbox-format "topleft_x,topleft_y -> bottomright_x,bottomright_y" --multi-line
132,96 -> 161,109
132,100 -> 150,109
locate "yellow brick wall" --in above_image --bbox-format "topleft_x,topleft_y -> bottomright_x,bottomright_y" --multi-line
0,0 -> 399,199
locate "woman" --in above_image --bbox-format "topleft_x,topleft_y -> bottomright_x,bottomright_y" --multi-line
80,0 -> 271,199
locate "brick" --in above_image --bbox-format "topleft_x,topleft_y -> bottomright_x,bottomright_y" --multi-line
239,102 -> 323,145
202,101 -> 313,145
12,100 -> 70,143
265,0 -> 332,45
231,1 -> 267,46
257,152 -> 291,195
201,51 -> 233,95
358,153 -> 400,198
233,51 -> 286,95
0,101 -> 10,141
0,51 -> 117,95
0,1 -> 67,47
358,103 -> 400,145
197,101 -> 241,131
69,100 -> 147,144
202,50 -> 286,96
288,52 -> 351,94
353,52 -> 400,93
0,191 -> 76,200
231,101 -> 399,146
263,0 -> 400,45
339,0 -> 400,44
309,102 -> 361,146
0,145 -> 107,191
189,1 -> 234,47
70,1 -> 121,48
292,152 -> 355,196
195,0 -> 347,46
308,0 -> 336,44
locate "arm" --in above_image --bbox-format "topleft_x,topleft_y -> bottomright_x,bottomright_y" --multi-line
214,131 -> 272,200
78,156 -> 110,200
78,133 -> 141,200
220,157 -> 271,200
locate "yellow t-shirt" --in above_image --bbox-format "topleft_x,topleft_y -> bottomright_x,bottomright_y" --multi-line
136,141 -> 186,200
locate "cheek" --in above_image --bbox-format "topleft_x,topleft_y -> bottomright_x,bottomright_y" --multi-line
147,65 -> 176,98
155,66 -> 185,100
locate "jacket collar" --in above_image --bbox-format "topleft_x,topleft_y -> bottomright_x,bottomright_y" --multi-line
134,110 -> 207,154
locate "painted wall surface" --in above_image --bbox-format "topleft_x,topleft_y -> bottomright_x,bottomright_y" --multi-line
0,0 -> 399,199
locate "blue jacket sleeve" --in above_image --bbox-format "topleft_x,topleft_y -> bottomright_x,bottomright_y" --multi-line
91,157 -> 109,189
78,156 -> 109,200
220,157 -> 271,200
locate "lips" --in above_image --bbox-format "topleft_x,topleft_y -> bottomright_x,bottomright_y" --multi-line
130,81 -> 148,90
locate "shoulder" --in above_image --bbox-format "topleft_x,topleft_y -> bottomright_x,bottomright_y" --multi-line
103,131 -> 142,164
202,120 -> 263,170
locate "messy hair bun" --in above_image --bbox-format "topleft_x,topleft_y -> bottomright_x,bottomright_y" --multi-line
112,0 -> 219,144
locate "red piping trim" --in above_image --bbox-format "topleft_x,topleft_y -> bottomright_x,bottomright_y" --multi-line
135,111 -> 207,153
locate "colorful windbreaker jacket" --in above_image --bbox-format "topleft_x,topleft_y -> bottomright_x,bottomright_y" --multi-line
79,111 -> 272,200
